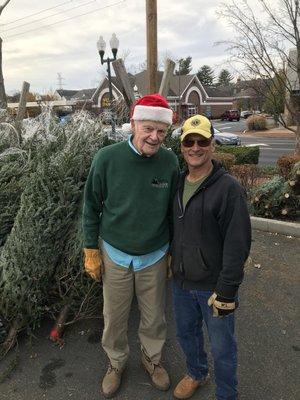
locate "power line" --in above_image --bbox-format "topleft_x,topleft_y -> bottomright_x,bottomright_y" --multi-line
1,0 -> 82,26
1,0 -> 97,33
3,0 -> 126,41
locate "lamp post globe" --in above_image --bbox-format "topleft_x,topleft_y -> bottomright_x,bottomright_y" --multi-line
109,33 -> 119,60
97,36 -> 106,64
97,34 -> 120,135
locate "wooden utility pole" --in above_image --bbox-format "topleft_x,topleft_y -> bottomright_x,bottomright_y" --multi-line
146,0 -> 157,94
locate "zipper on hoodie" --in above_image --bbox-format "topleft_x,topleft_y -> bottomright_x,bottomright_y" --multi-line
178,185 -> 206,219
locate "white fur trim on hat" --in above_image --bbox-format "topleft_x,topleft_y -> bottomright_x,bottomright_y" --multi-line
132,105 -> 173,125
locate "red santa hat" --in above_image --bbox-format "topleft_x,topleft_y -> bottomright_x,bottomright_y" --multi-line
131,93 -> 173,125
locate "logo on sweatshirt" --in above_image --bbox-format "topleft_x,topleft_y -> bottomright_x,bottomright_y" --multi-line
151,178 -> 169,189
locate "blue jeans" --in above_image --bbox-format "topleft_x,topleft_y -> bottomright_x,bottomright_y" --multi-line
172,281 -> 238,400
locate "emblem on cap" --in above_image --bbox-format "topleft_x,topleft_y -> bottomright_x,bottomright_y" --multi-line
191,118 -> 201,127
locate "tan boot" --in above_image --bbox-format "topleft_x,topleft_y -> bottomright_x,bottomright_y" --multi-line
173,374 -> 209,399
141,352 -> 170,391
101,365 -> 123,398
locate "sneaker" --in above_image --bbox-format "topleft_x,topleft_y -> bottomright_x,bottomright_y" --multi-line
141,352 -> 170,391
101,364 -> 123,398
173,374 -> 209,399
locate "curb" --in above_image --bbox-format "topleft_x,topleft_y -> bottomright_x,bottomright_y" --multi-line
251,216 -> 300,238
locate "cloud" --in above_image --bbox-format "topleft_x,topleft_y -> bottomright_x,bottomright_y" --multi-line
1,0 -> 236,93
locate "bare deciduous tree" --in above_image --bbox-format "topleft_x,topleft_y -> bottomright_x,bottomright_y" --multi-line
217,0 -> 300,155
0,0 -> 12,109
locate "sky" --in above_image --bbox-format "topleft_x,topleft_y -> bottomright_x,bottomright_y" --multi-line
1,0 -> 260,95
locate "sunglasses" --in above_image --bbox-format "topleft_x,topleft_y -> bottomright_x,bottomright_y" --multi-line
182,138 -> 212,148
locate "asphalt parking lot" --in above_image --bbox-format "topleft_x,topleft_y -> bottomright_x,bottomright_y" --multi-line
213,120 -> 295,165
1,230 -> 299,400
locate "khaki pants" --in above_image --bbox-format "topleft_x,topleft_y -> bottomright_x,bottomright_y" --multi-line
101,247 -> 168,370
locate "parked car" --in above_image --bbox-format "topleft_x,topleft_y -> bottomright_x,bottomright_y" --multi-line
220,109 -> 240,121
240,110 -> 253,119
214,128 -> 241,146
172,127 -> 241,146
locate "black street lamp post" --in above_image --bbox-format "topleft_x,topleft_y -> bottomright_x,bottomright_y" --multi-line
97,33 -> 119,134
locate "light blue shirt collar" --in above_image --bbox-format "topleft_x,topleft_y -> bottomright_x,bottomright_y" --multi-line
128,134 -> 142,155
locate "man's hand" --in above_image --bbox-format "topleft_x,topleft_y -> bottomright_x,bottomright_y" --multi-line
208,293 -> 236,317
84,248 -> 102,281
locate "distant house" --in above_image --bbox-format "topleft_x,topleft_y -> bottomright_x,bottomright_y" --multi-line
94,70 -> 236,120
234,78 -> 273,111
53,89 -> 80,101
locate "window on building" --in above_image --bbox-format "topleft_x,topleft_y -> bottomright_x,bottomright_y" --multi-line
188,105 -> 197,116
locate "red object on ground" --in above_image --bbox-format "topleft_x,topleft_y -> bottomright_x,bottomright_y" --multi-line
49,328 -> 60,341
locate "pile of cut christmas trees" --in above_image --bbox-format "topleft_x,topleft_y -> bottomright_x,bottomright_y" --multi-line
250,155 -> 300,220
0,109 -> 117,356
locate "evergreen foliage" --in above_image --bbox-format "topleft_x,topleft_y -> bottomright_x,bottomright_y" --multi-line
250,161 -> 300,220
175,56 -> 193,75
0,153 -> 28,247
215,145 -> 260,164
0,111 -> 105,338
217,69 -> 234,86
49,216 -> 102,323
197,65 -> 215,86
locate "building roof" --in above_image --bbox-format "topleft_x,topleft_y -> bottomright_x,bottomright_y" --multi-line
63,71 -> 235,105
71,88 -> 98,100
235,87 -> 260,98
204,85 -> 235,97
56,89 -> 79,100
131,71 -> 194,98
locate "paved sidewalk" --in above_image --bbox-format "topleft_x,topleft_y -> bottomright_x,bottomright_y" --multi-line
1,230 -> 299,400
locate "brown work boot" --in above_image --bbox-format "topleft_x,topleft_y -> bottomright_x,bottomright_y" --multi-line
141,352 -> 170,391
101,364 -> 123,398
173,374 -> 209,399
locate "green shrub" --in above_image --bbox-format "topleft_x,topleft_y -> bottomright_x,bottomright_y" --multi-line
246,115 -> 267,130
213,152 -> 236,171
163,133 -> 185,169
259,164 -> 279,177
230,164 -> 261,192
215,145 -> 259,164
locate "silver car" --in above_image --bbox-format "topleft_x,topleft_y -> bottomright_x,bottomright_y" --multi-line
172,127 -> 241,146
214,129 -> 241,146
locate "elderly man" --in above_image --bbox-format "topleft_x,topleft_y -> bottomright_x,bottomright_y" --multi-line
82,93 -> 179,398
171,115 -> 251,400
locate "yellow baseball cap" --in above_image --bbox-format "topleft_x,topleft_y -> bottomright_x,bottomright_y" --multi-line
180,115 -> 214,141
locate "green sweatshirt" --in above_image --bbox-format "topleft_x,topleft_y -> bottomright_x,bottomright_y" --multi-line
82,141 -> 179,254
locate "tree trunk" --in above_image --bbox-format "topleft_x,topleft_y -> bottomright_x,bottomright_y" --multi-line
0,37 -> 7,109
295,123 -> 300,156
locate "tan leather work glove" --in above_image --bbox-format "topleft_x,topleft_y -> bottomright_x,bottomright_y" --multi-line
84,248 -> 102,281
208,292 -> 236,317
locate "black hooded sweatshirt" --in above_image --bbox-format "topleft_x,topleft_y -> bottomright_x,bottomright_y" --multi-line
171,160 -> 251,299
